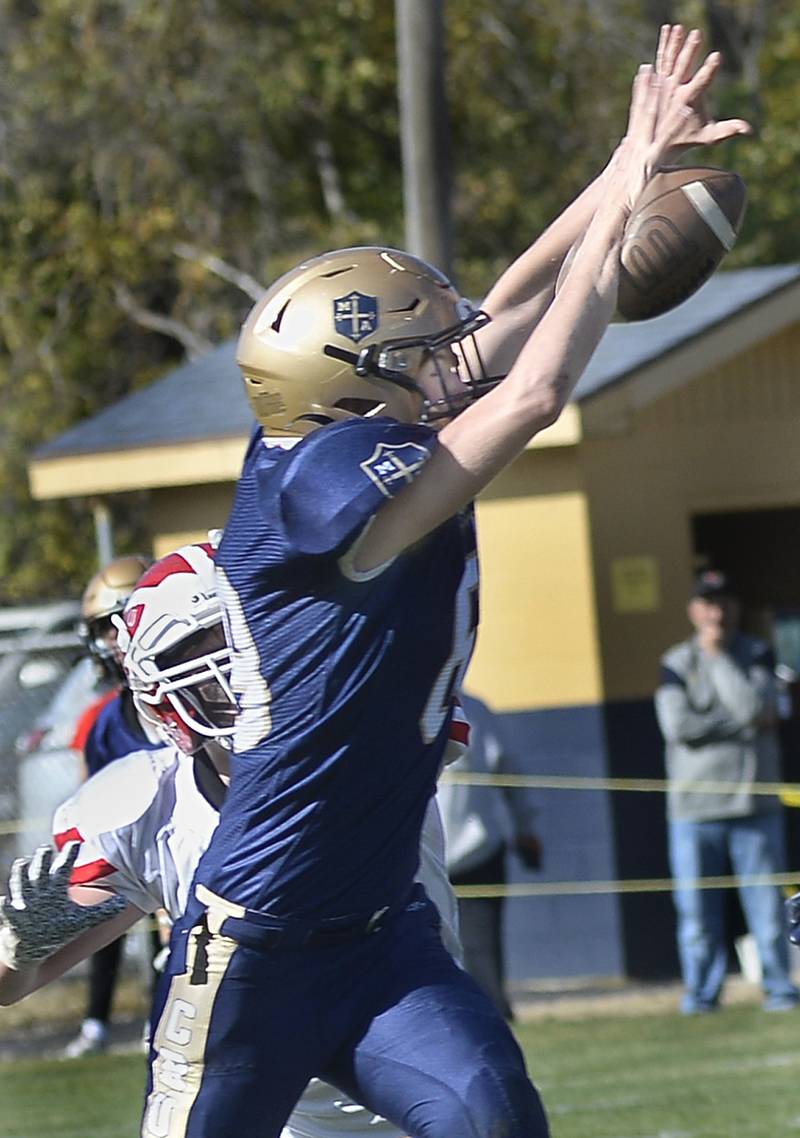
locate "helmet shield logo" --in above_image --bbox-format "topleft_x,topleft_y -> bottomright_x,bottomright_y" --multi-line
334,291 -> 379,343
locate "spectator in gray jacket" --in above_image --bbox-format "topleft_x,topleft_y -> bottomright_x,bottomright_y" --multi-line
655,569 -> 798,1015
439,693 -> 542,1019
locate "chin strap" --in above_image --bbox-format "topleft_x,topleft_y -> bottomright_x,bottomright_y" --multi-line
322,343 -> 359,367
0,843 -> 127,969
323,343 -> 422,394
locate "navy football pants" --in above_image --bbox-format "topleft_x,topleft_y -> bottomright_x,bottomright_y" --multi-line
144,889 -> 548,1138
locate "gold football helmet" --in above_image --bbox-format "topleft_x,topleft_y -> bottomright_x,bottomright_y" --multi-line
237,246 -> 493,436
81,554 -> 152,679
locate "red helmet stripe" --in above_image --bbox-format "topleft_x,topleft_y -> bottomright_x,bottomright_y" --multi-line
134,543 -> 215,590
124,602 -> 145,637
137,552 -> 195,588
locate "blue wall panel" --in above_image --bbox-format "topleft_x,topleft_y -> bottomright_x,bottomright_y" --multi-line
482,699 -> 679,983
493,704 -> 624,982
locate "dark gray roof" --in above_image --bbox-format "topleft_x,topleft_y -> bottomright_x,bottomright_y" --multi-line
575,263 -> 800,401
34,341 -> 247,459
34,264 -> 800,460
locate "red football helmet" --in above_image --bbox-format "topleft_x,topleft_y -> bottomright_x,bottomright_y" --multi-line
116,543 -> 235,755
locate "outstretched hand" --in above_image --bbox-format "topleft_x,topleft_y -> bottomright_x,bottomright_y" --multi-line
616,24 -> 751,212
0,842 -> 126,968
655,24 -> 752,156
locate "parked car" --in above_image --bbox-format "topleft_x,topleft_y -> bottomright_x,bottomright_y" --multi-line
0,601 -> 85,872
14,655 -> 104,859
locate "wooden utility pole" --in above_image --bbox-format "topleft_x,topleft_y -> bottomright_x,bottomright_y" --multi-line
394,0 -> 453,280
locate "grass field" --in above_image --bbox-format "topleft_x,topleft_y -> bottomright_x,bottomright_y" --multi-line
2,1001 -> 799,1138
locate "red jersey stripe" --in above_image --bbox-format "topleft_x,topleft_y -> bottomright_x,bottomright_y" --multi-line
448,719 -> 470,745
70,858 -> 118,885
54,827 -> 83,850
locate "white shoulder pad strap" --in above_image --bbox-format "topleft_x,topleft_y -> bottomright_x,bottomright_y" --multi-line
338,516 -> 397,582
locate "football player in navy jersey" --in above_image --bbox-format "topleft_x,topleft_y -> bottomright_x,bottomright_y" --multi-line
142,27 -> 751,1138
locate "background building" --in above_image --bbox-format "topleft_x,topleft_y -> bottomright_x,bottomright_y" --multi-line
28,265 -> 800,985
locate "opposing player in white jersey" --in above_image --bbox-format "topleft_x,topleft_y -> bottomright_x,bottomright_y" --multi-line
0,542 -> 465,1138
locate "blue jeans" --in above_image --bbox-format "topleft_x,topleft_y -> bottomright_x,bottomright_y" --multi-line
669,812 -> 798,1013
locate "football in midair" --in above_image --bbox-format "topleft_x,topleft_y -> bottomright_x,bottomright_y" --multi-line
617,166 -> 747,321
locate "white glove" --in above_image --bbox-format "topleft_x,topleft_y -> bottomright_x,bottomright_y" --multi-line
0,842 -> 126,969
152,945 -> 171,973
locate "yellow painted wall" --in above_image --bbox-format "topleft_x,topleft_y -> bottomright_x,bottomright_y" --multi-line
149,483 -> 236,559
584,323 -> 800,701
465,448 -> 602,711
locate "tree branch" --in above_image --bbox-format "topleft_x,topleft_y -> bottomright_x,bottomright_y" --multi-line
112,283 -> 214,359
312,137 -> 357,223
172,242 -> 265,301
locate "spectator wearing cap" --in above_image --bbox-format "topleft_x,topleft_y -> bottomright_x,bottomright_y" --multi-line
655,570 -> 799,1014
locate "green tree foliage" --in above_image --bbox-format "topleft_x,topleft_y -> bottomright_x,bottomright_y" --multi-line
0,0 -> 793,600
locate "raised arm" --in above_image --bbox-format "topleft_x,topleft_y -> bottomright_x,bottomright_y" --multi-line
469,26 -> 751,382
353,31 -> 750,572
473,158 -> 618,378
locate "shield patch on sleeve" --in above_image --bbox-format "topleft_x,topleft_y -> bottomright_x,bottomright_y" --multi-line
360,441 -> 430,497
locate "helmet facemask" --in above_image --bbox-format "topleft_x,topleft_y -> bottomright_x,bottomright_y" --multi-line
124,622 -> 236,756
116,543 -> 235,757
342,307 -> 496,424
82,611 -> 126,684
80,554 -> 152,684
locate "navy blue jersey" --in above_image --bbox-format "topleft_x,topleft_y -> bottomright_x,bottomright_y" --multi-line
84,690 -> 159,777
196,418 -> 478,919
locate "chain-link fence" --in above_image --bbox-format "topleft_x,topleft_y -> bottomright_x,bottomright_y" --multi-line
0,603 -> 93,880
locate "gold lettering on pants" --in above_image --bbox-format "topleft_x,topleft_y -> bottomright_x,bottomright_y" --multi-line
142,925 -> 239,1138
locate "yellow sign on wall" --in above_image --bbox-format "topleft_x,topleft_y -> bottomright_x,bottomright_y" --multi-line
611,556 -> 661,614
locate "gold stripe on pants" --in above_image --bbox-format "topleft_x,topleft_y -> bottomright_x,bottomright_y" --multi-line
142,921 -> 239,1138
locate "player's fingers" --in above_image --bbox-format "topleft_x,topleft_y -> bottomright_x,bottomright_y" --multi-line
708,118 -> 754,141
688,120 -> 754,150
52,840 -> 81,881
626,65 -> 656,138
27,844 -> 51,886
655,24 -> 671,74
684,50 -> 722,101
625,64 -> 648,130
673,27 -> 703,83
7,857 -> 29,910
658,24 -> 685,77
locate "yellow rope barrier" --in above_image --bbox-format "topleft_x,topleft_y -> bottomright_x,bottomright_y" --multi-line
3,770 -> 800,837
454,871 -> 800,899
438,771 -> 800,797
5,777 -> 800,901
